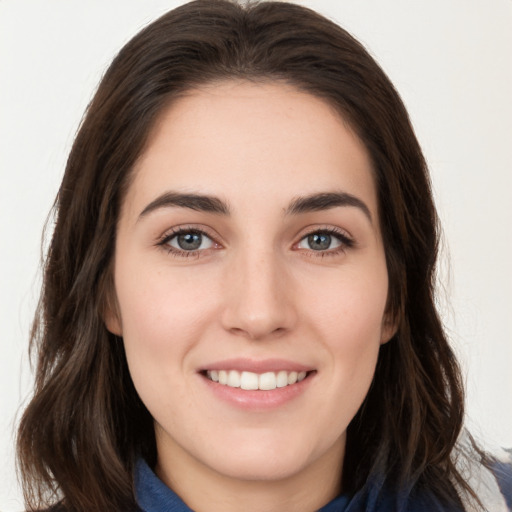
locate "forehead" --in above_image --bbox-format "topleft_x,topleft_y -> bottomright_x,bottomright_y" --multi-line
126,80 -> 377,219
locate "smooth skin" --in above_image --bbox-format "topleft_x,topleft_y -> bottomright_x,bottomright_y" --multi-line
106,80 -> 395,512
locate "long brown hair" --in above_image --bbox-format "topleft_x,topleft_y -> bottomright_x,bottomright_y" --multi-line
17,1 -> 480,510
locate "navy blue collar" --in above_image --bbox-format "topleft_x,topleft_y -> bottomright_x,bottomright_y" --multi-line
134,459 -> 350,512
134,458 -> 474,511
135,459 -> 194,511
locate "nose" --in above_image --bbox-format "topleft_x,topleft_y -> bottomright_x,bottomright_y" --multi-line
220,249 -> 297,340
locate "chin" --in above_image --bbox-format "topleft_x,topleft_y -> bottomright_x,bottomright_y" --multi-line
197,428 -> 343,483
209,450 -> 311,482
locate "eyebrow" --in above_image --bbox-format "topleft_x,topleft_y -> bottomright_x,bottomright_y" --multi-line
286,192 -> 372,223
139,191 -> 230,219
138,190 -> 372,222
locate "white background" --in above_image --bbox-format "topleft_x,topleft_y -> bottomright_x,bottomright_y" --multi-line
1,1 -> 511,510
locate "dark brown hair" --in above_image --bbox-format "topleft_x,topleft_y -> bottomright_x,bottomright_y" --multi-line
17,1 -> 481,510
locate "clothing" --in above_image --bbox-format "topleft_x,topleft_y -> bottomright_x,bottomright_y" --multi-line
135,454 -> 512,512
134,460 -> 350,511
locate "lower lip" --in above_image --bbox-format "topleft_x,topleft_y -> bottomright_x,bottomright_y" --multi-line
200,372 -> 315,411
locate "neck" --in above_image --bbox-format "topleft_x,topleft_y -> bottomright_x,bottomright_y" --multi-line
155,436 -> 345,512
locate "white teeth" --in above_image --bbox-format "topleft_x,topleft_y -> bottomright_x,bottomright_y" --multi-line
240,371 -> 259,390
287,371 -> 298,385
227,370 -> 240,387
206,369 -> 310,390
259,372 -> 276,390
276,370 -> 288,388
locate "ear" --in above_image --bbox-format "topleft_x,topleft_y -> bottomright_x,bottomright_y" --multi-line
104,304 -> 123,336
380,311 -> 398,345
99,273 -> 123,336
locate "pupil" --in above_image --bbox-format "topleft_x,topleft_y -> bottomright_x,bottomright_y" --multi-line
308,233 -> 331,250
178,232 -> 202,250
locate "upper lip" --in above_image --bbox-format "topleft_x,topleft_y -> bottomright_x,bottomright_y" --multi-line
200,358 -> 314,373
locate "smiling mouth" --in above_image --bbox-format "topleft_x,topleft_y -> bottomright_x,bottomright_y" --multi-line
202,369 -> 313,391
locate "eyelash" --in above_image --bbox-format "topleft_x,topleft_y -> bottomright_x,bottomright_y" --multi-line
156,226 -> 354,259
296,228 -> 355,257
157,226 -> 218,259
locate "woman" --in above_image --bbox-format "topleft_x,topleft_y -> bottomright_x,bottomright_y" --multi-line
15,1 -> 511,511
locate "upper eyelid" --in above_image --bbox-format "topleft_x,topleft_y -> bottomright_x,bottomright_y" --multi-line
158,225 -> 219,244
295,225 -> 353,242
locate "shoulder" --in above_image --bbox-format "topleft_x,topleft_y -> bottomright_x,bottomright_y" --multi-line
460,447 -> 512,512
490,449 -> 512,509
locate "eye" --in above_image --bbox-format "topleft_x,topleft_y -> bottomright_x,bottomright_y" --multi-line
164,229 -> 215,252
296,229 -> 353,253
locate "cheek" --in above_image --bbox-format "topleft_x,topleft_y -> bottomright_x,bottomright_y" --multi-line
115,262 -> 219,349
112,264 -> 221,419
114,265 -> 215,417
306,264 -> 388,396
310,263 -> 389,341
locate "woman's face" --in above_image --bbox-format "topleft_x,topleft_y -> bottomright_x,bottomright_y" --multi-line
107,81 -> 393,488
